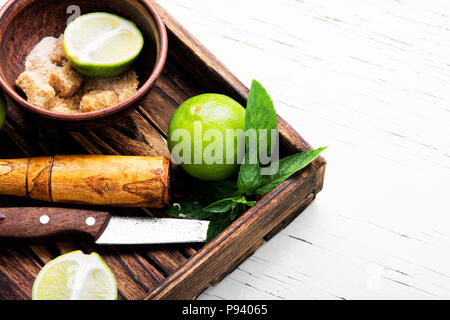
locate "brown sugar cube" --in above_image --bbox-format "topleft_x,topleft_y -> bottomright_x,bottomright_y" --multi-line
80,90 -> 118,113
49,63 -> 83,98
50,105 -> 78,114
16,71 -> 55,109
24,37 -> 58,75
51,94 -> 81,114
51,35 -> 68,66
83,70 -> 139,102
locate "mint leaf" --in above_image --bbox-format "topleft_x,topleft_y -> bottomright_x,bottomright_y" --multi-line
206,211 -> 232,243
204,195 -> 256,241
237,80 -> 278,195
203,198 -> 236,213
256,147 -> 327,194
233,196 -> 257,207
237,161 -> 262,196
245,79 -> 278,161
203,195 -> 256,214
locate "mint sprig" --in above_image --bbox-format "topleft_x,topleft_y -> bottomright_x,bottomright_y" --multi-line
256,147 -> 327,194
167,80 -> 326,243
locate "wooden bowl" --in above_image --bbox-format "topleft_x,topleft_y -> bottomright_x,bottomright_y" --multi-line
0,0 -> 167,129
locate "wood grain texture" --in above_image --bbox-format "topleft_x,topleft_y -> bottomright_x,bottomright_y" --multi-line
0,0 -> 325,300
27,157 -> 52,202
50,155 -> 170,207
0,159 -> 27,197
0,156 -> 170,207
155,0 -> 450,300
0,207 -> 111,241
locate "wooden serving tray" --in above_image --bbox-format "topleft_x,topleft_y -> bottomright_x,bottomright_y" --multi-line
0,1 -> 326,300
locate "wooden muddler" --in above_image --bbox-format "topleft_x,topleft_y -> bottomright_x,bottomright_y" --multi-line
0,155 -> 170,208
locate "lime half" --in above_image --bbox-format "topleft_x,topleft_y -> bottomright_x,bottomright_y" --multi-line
32,251 -> 117,300
0,90 -> 6,130
63,12 -> 144,78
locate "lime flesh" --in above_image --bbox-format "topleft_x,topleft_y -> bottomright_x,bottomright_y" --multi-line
168,94 -> 246,181
32,251 -> 117,300
63,12 -> 144,78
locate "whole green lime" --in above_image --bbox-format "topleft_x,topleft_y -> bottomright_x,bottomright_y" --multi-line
0,90 -> 6,130
168,94 -> 246,181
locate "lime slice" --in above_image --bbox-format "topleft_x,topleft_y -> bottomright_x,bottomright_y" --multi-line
0,90 -> 6,130
63,12 -> 144,78
32,251 -> 117,300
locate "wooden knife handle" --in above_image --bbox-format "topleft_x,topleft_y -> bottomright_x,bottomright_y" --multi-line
0,207 -> 111,241
0,155 -> 170,208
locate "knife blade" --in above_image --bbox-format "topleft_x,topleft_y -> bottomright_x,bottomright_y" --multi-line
95,216 -> 209,245
0,207 -> 209,244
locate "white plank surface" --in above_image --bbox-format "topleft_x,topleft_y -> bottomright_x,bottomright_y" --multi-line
2,0 -> 449,300
155,0 -> 450,300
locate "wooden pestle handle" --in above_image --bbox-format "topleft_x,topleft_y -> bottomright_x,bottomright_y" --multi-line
0,207 -> 111,241
0,155 -> 170,208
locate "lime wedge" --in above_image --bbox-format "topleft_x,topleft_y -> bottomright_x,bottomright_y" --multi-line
63,12 -> 144,78
32,251 -> 117,300
0,90 -> 6,130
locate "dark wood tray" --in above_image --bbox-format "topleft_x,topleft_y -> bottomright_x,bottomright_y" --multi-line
0,0 -> 326,300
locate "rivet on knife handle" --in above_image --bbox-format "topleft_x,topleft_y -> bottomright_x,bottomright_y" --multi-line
0,207 -> 111,241
0,155 -> 170,208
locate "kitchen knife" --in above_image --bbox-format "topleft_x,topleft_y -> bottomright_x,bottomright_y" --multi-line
0,207 -> 209,244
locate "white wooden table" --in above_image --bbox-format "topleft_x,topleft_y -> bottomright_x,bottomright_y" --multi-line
1,0 -> 448,300
157,0 -> 450,300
